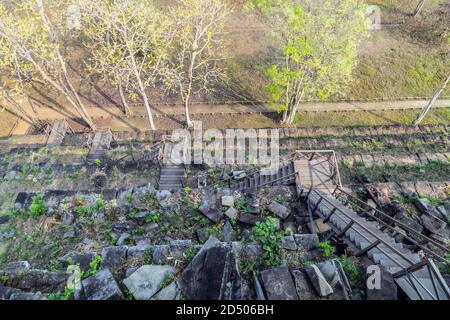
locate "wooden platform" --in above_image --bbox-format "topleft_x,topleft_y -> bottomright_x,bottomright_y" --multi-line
294,159 -> 336,194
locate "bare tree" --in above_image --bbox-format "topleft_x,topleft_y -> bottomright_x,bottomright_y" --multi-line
0,0 -> 96,130
81,0 -> 171,131
166,0 -> 232,127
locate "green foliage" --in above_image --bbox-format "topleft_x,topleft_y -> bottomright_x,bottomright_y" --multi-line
319,240 -> 336,257
235,195 -> 251,214
1,208 -> 17,218
249,0 -> 368,123
144,250 -> 153,264
74,196 -> 105,217
275,195 -> 285,204
94,159 -> 102,168
184,247 -> 196,262
21,163 -> 31,176
84,255 -> 102,278
252,217 -> 282,267
0,274 -> 8,284
126,194 -> 134,204
340,256 -> 362,288
437,253 -> 450,275
205,225 -> 222,239
29,195 -> 48,218
159,274 -> 174,289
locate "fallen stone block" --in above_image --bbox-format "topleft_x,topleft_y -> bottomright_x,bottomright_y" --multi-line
123,265 -> 175,300
221,196 -> 234,207
225,207 -> 238,220
366,265 -> 397,300
9,291 -> 43,300
152,281 -> 180,300
305,264 -> 333,297
291,270 -> 317,300
261,266 -> 299,300
294,234 -> 319,251
238,213 -> 265,226
281,236 -> 297,251
267,201 -> 291,220
60,252 -> 98,272
82,269 -> 124,300
101,246 -> 128,271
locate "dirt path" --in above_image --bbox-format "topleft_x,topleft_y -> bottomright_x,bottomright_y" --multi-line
3,99 -> 449,135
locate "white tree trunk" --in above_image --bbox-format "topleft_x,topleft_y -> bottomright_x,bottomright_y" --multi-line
118,83 -> 131,115
413,0 -> 426,16
414,75 -> 449,126
127,43 -> 156,130
183,50 -> 197,128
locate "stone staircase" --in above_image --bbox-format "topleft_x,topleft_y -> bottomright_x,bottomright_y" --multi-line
158,142 -> 185,191
230,161 -> 296,191
304,188 -> 450,300
86,130 -> 113,166
46,120 -> 69,148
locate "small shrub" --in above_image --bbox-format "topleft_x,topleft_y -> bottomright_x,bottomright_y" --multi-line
94,159 -> 102,167
29,195 -> 48,217
21,163 -> 31,176
275,195 -> 285,204
126,194 -> 134,204
252,217 -> 282,267
160,274 -> 174,289
0,275 -> 9,285
319,240 -> 336,257
235,196 -> 250,214
145,210 -> 161,224
1,208 -> 17,218
342,159 -> 351,168
144,250 -> 153,264
184,247 -> 196,262
340,256 -> 362,288
84,255 -> 102,278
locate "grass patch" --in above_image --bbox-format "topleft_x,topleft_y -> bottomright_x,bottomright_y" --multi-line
294,108 -> 450,128
343,160 -> 450,184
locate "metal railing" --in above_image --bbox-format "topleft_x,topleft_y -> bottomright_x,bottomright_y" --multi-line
332,187 -> 450,261
302,186 -> 450,300
293,150 -> 343,189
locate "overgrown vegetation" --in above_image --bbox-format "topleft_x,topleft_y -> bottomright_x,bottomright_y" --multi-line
29,195 -> 48,218
252,217 -> 282,267
340,256 -> 363,289
319,240 -> 336,257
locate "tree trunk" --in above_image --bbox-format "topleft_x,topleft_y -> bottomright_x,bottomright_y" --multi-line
414,75 -> 449,126
128,45 -> 156,130
36,0 -> 96,130
118,83 -> 131,115
281,110 -> 288,124
184,51 -> 197,128
184,95 -> 193,128
413,0 -> 426,17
